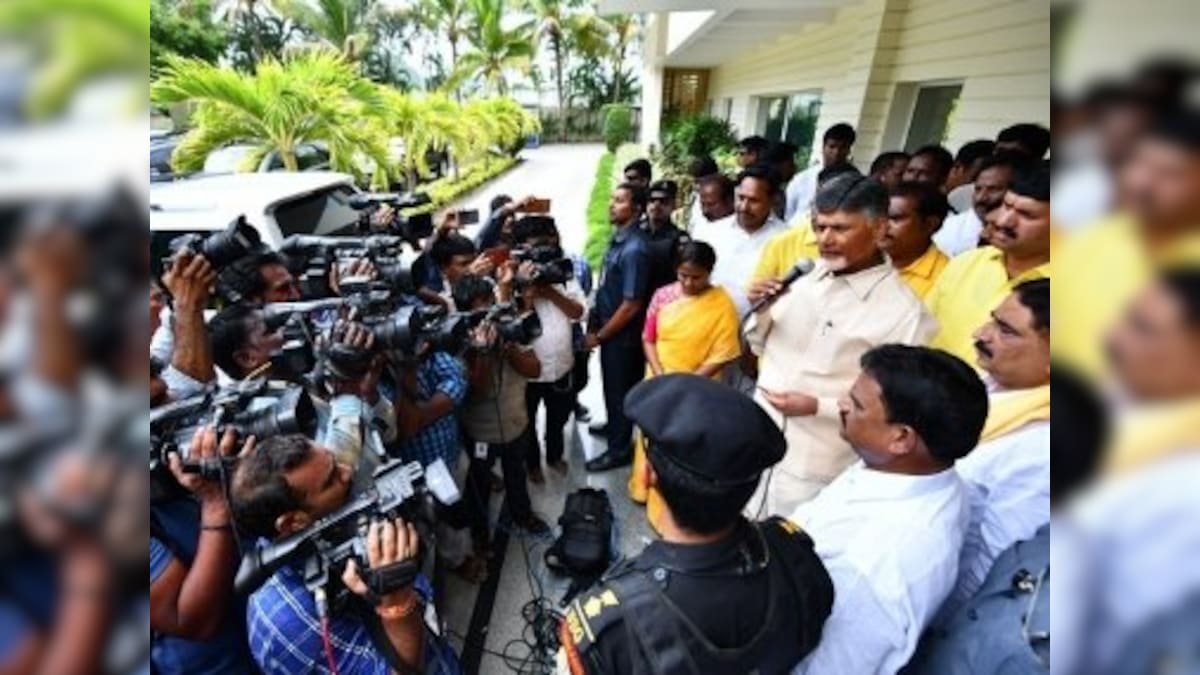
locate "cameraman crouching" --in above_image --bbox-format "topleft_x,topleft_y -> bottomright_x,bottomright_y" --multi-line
510,216 -> 585,483
231,435 -> 459,674
454,275 -> 550,557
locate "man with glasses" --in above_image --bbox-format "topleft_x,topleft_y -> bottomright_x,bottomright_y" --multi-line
641,180 -> 691,292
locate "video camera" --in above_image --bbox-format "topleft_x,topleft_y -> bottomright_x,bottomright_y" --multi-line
149,380 -> 317,501
349,191 -> 434,244
464,302 -> 543,349
234,458 -> 443,605
279,234 -> 431,299
512,245 -> 574,286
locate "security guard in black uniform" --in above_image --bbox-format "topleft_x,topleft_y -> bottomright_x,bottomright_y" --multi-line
557,374 -> 834,675
641,180 -> 691,292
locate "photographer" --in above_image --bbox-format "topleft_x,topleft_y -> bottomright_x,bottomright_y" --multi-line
151,426 -> 257,673
510,216 -> 585,482
454,275 -> 550,553
231,435 -> 458,674
217,250 -> 302,305
208,305 -> 392,485
419,233 -> 494,309
158,250 -> 217,400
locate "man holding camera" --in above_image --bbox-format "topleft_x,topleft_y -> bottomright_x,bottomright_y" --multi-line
454,274 -> 551,550
231,434 -> 459,674
511,215 -> 586,483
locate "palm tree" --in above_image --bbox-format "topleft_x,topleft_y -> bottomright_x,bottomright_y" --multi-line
452,0 -> 535,96
604,13 -> 637,103
411,0 -> 471,95
214,0 -> 271,63
274,0 -> 377,60
151,49 -> 391,182
526,0 -> 610,141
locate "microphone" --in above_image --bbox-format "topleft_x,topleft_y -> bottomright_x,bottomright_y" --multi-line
747,258 -> 816,316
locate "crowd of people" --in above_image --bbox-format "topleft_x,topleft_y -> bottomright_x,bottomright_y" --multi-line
128,65 -> 1194,675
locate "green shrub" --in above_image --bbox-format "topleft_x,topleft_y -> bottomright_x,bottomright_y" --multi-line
583,151 -> 616,269
602,104 -> 634,154
402,155 -> 518,216
659,113 -> 737,178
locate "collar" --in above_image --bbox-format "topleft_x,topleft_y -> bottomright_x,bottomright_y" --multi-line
612,223 -> 636,244
840,462 -> 960,502
814,257 -> 895,301
981,246 -> 1051,283
902,245 -> 948,280
639,519 -> 762,573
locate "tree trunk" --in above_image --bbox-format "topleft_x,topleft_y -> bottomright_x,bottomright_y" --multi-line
449,32 -> 461,102
281,146 -> 299,172
555,39 -> 566,143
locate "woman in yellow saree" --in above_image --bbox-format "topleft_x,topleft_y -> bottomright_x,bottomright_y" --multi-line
630,241 -> 742,525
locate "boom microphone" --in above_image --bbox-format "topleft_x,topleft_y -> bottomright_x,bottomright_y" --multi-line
747,258 -> 816,316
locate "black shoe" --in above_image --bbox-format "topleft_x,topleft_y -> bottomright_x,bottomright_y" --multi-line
587,421 -> 607,436
574,404 -> 592,423
586,451 -> 632,472
515,515 -> 550,536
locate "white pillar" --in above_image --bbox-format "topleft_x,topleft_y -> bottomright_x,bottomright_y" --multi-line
640,12 -> 668,151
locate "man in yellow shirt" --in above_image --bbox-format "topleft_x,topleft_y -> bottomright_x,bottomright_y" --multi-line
883,181 -> 951,299
926,165 -> 1051,364
1055,111 -> 1200,380
752,164 -> 861,282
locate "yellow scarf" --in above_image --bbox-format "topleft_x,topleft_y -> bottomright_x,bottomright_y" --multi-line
980,385 -> 1051,442
1106,398 -> 1200,474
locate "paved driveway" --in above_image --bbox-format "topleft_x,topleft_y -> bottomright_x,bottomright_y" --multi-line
452,143 -> 606,256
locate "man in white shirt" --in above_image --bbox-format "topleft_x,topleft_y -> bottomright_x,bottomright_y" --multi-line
708,165 -> 789,317
933,153 -> 1019,257
784,123 -> 856,222
688,173 -> 736,242
944,139 -> 996,214
788,344 -> 990,675
746,174 -> 937,514
511,216 -> 586,483
942,278 -> 1051,616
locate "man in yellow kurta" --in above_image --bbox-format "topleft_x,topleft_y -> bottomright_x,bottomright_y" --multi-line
926,165 -> 1051,364
1054,117 -> 1200,381
745,174 -> 936,515
883,181 -> 951,299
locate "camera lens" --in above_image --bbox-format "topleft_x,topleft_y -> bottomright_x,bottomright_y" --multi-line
235,387 -> 317,439
370,306 -> 420,351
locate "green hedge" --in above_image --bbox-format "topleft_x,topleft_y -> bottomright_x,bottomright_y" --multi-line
403,155 -> 518,216
583,151 -> 616,269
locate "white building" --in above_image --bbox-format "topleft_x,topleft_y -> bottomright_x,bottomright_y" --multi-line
600,0 -> 1050,167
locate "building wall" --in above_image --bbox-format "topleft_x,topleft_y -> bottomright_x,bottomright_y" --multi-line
704,0 -> 1050,167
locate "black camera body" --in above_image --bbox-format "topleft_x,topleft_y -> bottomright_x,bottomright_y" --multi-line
149,381 -> 317,501
513,245 -> 574,286
165,215 -> 265,271
280,234 -> 430,298
349,192 -> 435,244
234,459 -> 432,606
465,303 -> 543,349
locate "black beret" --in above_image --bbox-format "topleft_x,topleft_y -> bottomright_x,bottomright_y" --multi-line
648,180 -> 678,200
624,374 -> 786,490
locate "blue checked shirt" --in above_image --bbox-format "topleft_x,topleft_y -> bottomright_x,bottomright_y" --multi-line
246,565 -> 460,675
391,352 -> 468,469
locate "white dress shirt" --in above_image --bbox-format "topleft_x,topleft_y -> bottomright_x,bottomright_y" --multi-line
944,418 -> 1050,617
785,165 -> 820,223
688,211 -> 735,246
946,183 -> 974,215
707,215 -> 789,317
933,209 -> 984,258
789,463 -> 970,675
529,279 -> 585,383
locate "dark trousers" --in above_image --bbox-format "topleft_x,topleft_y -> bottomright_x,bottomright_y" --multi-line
525,373 -> 574,469
600,338 -> 646,457
465,427 -> 534,539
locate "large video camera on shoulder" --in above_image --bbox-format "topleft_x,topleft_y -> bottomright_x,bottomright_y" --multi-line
163,215 -> 264,273
149,380 -> 317,501
349,191 -> 434,244
279,234 -> 431,299
464,302 -> 542,350
233,457 -> 448,606
512,244 -> 574,286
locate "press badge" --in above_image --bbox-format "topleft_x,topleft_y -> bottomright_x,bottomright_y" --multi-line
474,441 -> 489,460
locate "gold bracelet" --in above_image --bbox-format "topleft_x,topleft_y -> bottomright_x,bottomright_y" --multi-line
376,591 -> 420,620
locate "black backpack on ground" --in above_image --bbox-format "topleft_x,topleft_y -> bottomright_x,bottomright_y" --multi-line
545,488 -> 614,581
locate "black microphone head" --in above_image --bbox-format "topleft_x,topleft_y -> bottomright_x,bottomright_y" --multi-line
783,258 -> 816,284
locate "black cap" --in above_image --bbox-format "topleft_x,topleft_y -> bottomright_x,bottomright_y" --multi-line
648,180 -> 678,201
624,374 -> 786,492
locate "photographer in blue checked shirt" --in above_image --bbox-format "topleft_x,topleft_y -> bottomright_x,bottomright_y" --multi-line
231,434 -> 461,675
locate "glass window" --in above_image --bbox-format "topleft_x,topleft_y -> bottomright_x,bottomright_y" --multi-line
905,84 -> 962,151
756,92 -> 823,166
272,185 -> 361,237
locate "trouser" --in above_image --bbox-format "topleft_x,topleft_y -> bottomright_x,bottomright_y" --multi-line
464,426 -> 534,540
525,372 -> 574,469
600,339 -> 646,457
433,452 -> 472,567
